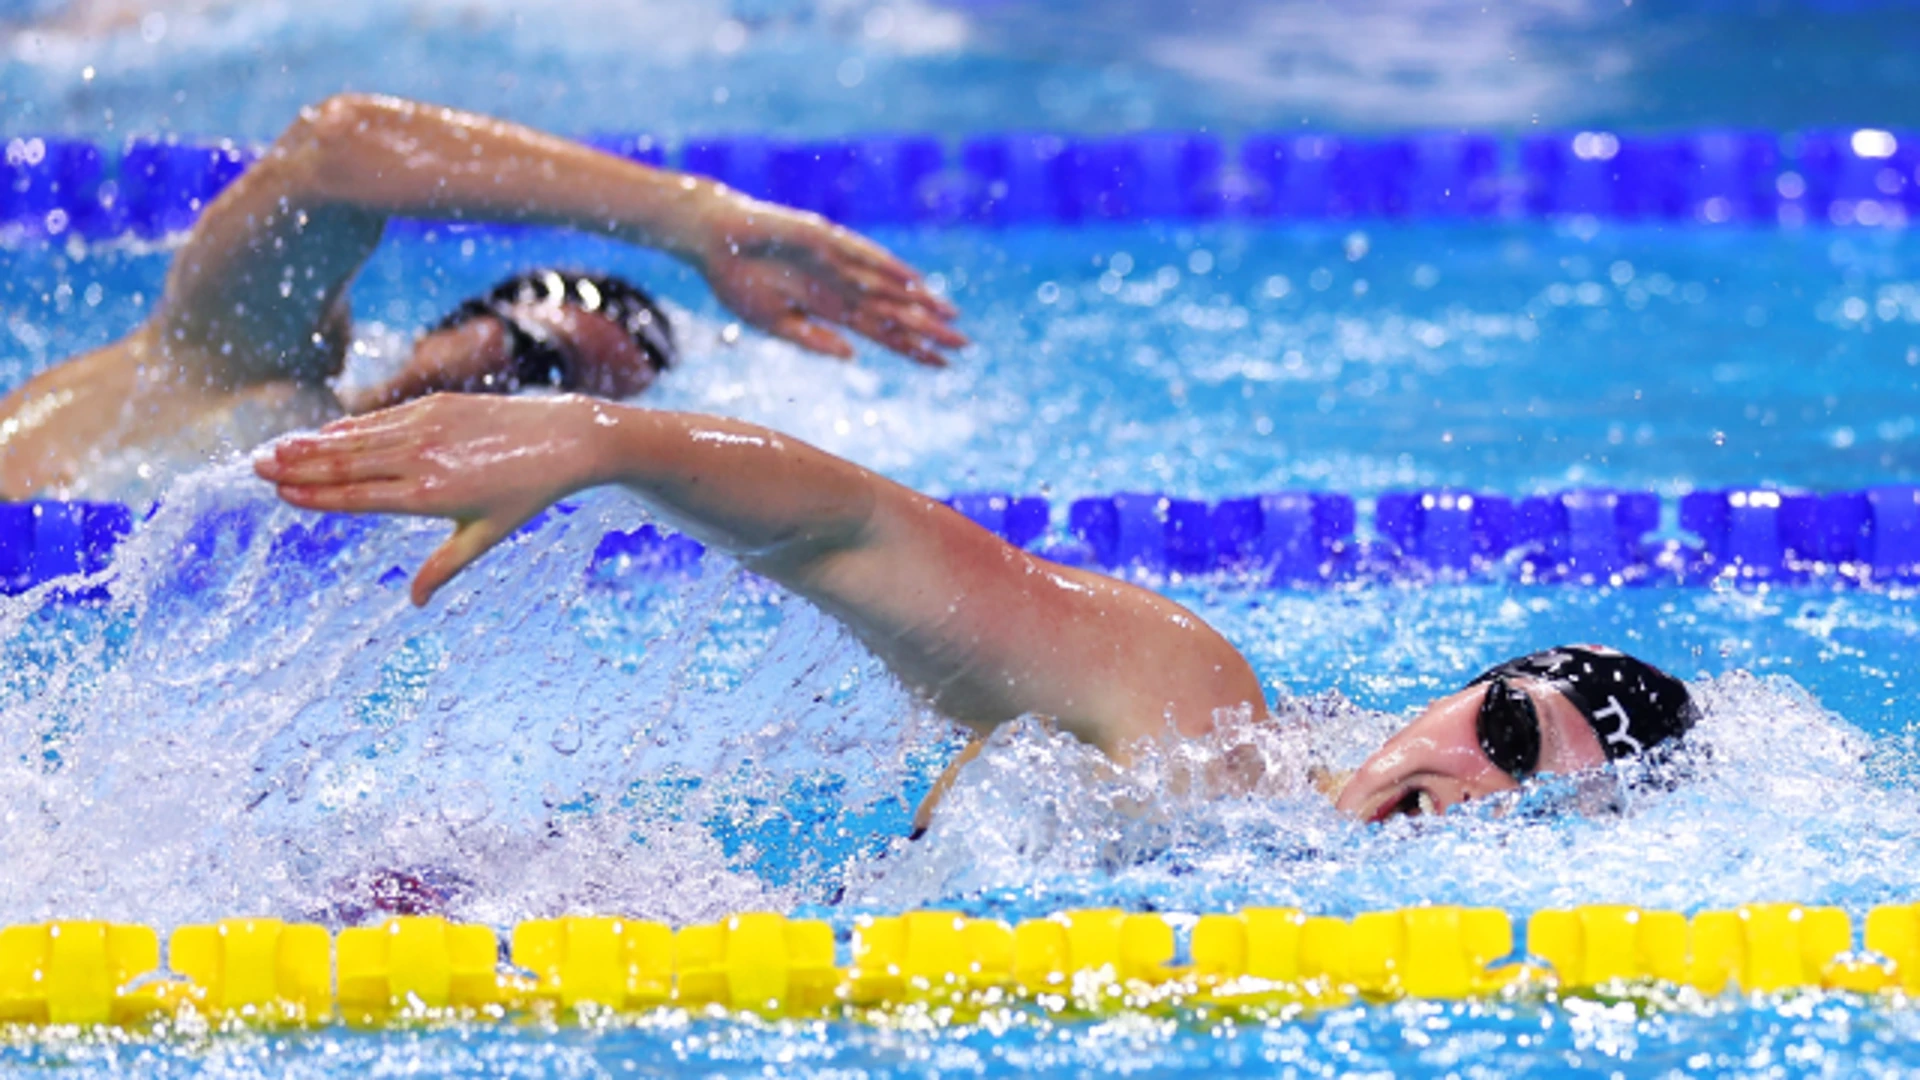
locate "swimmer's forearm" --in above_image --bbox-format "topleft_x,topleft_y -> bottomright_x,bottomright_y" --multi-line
577,402 -> 883,564
290,94 -> 723,258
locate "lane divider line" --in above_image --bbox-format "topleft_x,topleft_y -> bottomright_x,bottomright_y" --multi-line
8,486 -> 1920,601
1,903 -> 1913,1028
2,127 -> 1914,240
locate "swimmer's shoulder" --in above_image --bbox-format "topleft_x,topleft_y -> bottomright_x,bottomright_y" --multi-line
2,327 -> 345,500
0,335 -> 153,498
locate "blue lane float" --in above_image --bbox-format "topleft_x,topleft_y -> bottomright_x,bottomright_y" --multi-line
12,488 -> 1920,599
1238,134 -> 1502,220
0,137 -> 107,238
118,139 -> 257,238
1519,132 -> 1786,223
4,127 -> 1916,242
0,501 -> 131,595
1796,129 -> 1919,225
1210,492 -> 1357,582
1680,487 -> 1920,582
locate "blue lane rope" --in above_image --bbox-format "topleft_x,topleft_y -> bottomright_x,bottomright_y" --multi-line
4,486 -> 1919,599
0,128 -> 1916,240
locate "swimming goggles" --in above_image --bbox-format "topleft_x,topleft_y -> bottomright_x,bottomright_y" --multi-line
1467,644 -> 1698,781
433,269 -> 676,389
1475,676 -> 1542,779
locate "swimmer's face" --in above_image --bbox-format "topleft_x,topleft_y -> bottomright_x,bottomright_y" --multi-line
503,302 -> 665,399
1332,681 -> 1607,823
413,305 -> 663,399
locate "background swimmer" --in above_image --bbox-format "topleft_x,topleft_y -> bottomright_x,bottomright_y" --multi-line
0,93 -> 964,501
255,392 -> 1697,828
345,268 -> 682,413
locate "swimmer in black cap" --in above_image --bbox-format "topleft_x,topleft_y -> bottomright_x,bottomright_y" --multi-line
1,93 -> 964,500
258,393 -> 1700,834
343,269 -> 680,411
1331,645 -> 1698,822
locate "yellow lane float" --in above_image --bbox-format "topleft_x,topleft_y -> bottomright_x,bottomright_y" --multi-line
0,903 -> 1913,1030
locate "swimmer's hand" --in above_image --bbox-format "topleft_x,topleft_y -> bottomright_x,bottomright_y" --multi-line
255,394 -> 595,607
691,189 -> 967,367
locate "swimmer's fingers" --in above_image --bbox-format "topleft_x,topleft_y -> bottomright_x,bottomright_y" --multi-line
842,269 -> 964,327
768,271 -> 963,363
778,292 -> 951,367
767,211 -> 957,318
273,479 -> 436,515
707,238 -> 958,363
864,325 -> 948,368
841,244 -> 931,293
412,517 -> 515,607
765,313 -> 855,360
820,228 -> 937,298
256,444 -> 417,486
264,422 -> 414,467
842,305 -> 958,368
865,299 -> 969,350
779,214 -> 898,275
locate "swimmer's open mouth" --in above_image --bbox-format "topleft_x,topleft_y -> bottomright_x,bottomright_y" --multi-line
1372,787 -> 1438,823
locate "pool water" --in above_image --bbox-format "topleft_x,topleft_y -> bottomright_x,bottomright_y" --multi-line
8,999 -> 1920,1077
4,0 -> 1920,1077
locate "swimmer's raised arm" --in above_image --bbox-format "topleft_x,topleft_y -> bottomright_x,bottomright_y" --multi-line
256,394 -> 1264,759
0,93 -> 964,499
164,92 -> 963,386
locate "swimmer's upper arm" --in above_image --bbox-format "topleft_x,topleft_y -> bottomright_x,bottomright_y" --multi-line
154,98 -> 400,387
157,93 -> 719,390
777,484 -> 1265,756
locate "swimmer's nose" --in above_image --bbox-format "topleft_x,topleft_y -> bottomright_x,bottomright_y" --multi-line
1332,749 -> 1410,820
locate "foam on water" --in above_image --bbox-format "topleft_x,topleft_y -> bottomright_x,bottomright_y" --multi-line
0,460 -> 945,928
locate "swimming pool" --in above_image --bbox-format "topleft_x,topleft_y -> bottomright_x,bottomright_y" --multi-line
5,0 -> 1920,1076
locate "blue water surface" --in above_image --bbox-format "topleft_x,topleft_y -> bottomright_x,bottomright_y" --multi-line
3,1 -> 1920,1077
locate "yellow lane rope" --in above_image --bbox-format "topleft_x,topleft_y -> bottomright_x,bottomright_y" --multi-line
0,903 -> 1914,1028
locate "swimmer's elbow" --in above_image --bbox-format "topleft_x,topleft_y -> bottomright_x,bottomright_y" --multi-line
292,94 -> 397,151
273,93 -> 410,199
1156,616 -> 1264,729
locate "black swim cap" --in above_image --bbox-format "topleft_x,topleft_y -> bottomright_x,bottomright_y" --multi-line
1470,645 -> 1697,765
435,269 -> 676,387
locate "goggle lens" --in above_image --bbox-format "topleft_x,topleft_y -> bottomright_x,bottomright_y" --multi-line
1476,676 -> 1542,779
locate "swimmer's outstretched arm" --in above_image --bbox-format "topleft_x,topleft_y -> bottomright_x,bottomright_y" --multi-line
159,92 -> 964,388
257,394 -> 1265,760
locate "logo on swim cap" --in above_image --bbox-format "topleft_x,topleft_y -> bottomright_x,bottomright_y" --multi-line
1470,645 -> 1696,763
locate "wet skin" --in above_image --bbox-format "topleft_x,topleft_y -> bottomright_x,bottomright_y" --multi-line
1334,680 -> 1608,823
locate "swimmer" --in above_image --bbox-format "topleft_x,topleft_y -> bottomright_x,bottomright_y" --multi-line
0,93 -> 964,500
255,394 -> 1697,828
